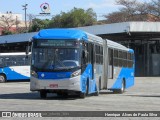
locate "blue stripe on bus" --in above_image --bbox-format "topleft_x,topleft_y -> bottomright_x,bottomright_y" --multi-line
80,64 -> 97,94
111,67 -> 134,89
37,72 -> 72,80
0,67 -> 29,80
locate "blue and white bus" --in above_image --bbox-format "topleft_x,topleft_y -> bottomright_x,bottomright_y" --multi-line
0,52 -> 30,82
30,29 -> 134,98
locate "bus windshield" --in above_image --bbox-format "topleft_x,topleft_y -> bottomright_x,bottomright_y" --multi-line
31,48 -> 80,71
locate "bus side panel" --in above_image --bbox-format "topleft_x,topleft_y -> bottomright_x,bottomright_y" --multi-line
81,64 -> 97,94
111,67 -> 134,89
125,68 -> 134,89
3,66 -> 30,80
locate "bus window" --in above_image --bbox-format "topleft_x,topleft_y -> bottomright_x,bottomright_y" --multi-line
5,57 -> 12,66
114,50 -> 118,58
0,58 -> 4,67
0,58 -> 3,64
118,51 -> 123,58
109,48 -> 113,65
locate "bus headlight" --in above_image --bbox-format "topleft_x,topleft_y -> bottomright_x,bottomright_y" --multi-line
31,70 -> 38,78
71,70 -> 81,78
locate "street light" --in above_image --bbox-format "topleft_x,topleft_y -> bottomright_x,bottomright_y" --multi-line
22,4 -> 28,30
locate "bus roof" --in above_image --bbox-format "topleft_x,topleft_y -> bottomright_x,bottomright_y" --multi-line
107,39 -> 134,53
33,29 -> 88,40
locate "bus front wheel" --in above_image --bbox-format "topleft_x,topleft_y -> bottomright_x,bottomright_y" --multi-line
40,90 -> 47,99
79,92 -> 86,99
113,80 -> 125,94
117,80 -> 125,94
0,75 -> 6,83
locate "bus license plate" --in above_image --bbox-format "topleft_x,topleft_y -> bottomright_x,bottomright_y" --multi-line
49,84 -> 58,88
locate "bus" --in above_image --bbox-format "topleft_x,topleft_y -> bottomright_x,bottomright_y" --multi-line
29,29 -> 134,98
0,52 -> 30,82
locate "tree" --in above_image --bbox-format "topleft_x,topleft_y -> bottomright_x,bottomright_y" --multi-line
48,8 -> 97,28
1,30 -> 14,35
28,18 -> 50,32
147,0 -> 160,17
103,0 -> 158,23
0,13 -> 20,34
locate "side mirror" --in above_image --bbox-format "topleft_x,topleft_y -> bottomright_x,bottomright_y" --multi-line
26,46 -> 30,58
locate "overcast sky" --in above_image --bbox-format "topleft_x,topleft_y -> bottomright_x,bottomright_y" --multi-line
0,0 -> 152,20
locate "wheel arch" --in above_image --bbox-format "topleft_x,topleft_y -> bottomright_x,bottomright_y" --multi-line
0,73 -> 7,81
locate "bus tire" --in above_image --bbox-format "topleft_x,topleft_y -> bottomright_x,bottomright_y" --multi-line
63,92 -> 68,98
79,92 -> 86,99
79,78 -> 89,99
40,90 -> 47,99
94,90 -> 99,96
118,79 -> 125,94
86,78 -> 89,95
0,74 -> 6,83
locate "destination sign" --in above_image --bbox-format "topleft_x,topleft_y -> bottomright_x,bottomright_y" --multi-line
37,40 -> 79,47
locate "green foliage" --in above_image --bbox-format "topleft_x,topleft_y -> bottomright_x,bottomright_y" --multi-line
29,19 -> 50,32
1,30 -> 14,35
48,7 -> 97,28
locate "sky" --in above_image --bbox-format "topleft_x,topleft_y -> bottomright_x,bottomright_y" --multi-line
0,0 -> 152,20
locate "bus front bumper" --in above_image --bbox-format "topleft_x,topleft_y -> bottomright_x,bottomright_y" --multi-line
30,76 -> 81,92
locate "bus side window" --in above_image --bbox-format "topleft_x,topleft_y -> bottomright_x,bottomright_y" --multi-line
118,51 -> 123,67
123,52 -> 128,67
109,48 -> 113,65
127,53 -> 132,68
86,43 -> 90,64
114,50 -> 118,67
0,58 -> 3,64
0,58 -> 4,67
12,57 -> 17,66
5,57 -> 12,66
100,46 -> 103,64
25,55 -> 31,65
15,56 -> 21,66
88,43 -> 91,64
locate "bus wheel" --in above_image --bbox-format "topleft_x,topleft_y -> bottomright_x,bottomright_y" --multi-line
0,75 -> 6,83
79,92 -> 86,99
40,90 -> 47,99
118,80 -> 125,94
94,90 -> 99,96
63,92 -> 68,98
86,78 -> 89,95
79,79 -> 89,98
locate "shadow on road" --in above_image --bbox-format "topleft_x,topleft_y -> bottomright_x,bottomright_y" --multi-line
0,91 -> 117,100
0,92 -> 79,100
0,92 -> 39,100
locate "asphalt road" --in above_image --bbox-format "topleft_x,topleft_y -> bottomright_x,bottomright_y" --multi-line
0,77 -> 160,119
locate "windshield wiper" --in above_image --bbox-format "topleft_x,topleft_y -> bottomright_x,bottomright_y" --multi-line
54,49 -> 67,68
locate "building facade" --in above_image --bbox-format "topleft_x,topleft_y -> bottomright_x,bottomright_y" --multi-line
0,12 -> 27,35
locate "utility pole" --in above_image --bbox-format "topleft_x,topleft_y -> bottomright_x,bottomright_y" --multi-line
16,16 -> 18,32
22,4 -> 28,31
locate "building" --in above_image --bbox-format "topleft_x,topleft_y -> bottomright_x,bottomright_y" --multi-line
0,12 -> 27,35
